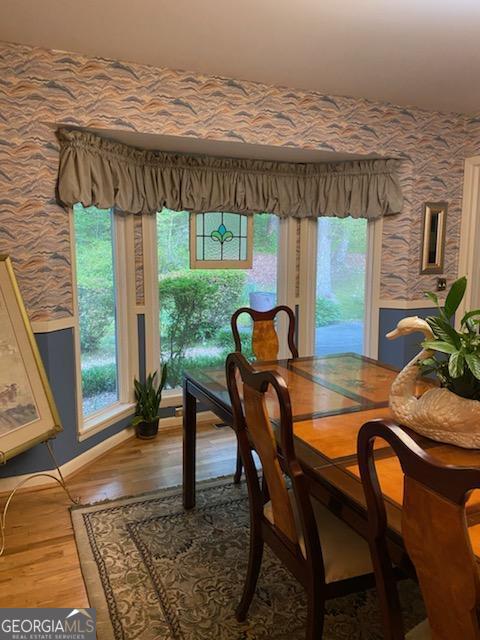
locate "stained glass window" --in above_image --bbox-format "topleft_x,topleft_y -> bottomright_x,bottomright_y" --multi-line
190,212 -> 253,268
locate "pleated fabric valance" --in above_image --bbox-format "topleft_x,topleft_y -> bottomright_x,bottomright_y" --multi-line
56,128 -> 403,219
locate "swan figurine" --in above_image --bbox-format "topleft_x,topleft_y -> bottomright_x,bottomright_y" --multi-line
387,316 -> 480,448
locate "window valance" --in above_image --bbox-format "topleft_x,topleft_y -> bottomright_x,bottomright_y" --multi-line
56,128 -> 403,219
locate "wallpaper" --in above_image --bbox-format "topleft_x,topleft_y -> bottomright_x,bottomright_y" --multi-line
0,40 -> 478,321
134,214 -> 144,306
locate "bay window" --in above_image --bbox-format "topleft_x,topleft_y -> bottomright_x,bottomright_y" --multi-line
156,209 -> 281,389
72,204 -> 137,436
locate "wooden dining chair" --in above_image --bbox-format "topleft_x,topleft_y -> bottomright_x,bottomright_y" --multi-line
357,419 -> 480,640
226,352 -> 373,639
231,304 -> 298,483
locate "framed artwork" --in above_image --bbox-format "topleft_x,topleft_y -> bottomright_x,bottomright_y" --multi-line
190,212 -> 253,269
420,202 -> 447,274
0,255 -> 61,462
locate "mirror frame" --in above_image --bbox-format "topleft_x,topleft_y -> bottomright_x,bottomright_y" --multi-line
420,202 -> 447,274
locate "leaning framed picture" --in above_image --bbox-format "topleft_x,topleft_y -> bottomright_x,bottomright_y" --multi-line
0,255 -> 62,462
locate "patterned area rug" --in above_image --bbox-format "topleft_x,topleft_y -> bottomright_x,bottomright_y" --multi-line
71,478 -> 425,640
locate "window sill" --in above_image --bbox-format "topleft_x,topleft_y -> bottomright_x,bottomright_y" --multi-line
78,402 -> 136,441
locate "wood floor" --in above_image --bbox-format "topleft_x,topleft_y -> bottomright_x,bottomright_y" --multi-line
0,422 -> 238,608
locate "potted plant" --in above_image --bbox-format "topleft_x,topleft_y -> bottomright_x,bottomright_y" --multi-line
419,276 -> 480,400
132,367 -> 167,439
386,276 -> 480,448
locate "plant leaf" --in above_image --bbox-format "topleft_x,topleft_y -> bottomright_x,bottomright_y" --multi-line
426,315 -> 461,347
448,351 -> 465,378
160,363 -> 168,390
465,353 -> 480,380
422,340 -> 457,354
419,357 -> 437,368
461,309 -> 480,326
444,276 -> 467,319
424,291 -> 439,306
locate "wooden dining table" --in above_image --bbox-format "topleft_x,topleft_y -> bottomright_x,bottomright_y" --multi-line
182,353 -> 480,567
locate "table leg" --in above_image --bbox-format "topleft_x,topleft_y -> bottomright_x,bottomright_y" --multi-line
183,379 -> 197,509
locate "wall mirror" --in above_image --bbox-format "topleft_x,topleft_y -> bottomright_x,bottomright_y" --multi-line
420,202 -> 447,274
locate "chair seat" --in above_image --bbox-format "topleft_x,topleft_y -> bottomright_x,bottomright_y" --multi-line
264,490 -> 372,583
406,619 -> 430,640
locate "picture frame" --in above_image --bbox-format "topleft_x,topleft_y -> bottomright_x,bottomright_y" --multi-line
0,255 -> 62,462
189,212 -> 253,269
420,202 -> 447,274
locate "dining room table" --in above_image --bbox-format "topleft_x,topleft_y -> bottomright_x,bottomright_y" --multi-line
182,352 -> 480,568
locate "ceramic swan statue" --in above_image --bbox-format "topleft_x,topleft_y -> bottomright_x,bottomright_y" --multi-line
387,316 -> 480,448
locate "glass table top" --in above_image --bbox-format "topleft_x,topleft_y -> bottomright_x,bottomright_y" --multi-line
185,352 -> 480,549
184,353 -> 397,422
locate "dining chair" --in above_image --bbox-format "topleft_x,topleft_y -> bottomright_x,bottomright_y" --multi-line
357,419 -> 480,640
226,352 -> 374,639
230,304 -> 298,483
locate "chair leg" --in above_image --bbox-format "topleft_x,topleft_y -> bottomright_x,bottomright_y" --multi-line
233,443 -> 243,484
236,535 -> 264,622
305,579 -> 325,640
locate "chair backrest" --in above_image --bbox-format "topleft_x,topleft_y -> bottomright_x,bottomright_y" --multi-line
226,352 -> 321,562
230,305 -> 298,361
357,419 -> 480,640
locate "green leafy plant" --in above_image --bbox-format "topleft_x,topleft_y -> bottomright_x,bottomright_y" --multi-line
82,362 -> 117,398
419,276 -> 480,400
132,367 -> 168,426
315,296 -> 341,327
159,270 -> 246,387
78,286 -> 114,352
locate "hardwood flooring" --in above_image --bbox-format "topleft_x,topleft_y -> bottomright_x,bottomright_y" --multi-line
0,422 -> 238,608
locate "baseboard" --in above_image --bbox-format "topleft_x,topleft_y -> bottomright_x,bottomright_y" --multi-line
0,410 -> 222,495
158,411 -> 225,430
0,426 -> 135,495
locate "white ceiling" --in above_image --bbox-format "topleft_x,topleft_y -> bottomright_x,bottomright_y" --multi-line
1,0 -> 480,114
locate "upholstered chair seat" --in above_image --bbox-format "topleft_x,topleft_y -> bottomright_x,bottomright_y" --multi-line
264,490 -> 372,583
405,619 -> 430,640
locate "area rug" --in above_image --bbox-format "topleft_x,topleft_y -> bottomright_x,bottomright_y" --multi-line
71,478 -> 425,640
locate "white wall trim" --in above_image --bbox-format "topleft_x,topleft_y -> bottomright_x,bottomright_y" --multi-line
300,218 -> 318,356
142,214 -> 161,376
457,155 -> 480,323
158,410 -> 221,430
275,217 -> 290,359
365,218 -> 382,359
78,402 -> 135,441
31,316 -> 76,334
70,208 -> 139,440
161,389 -> 183,408
0,425 -> 135,495
377,298 -> 439,310
0,408 -> 221,494
303,217 -> 379,359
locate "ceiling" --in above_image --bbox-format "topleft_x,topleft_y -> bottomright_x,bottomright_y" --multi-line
1,0 -> 479,114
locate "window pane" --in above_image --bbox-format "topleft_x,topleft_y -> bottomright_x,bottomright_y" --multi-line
194,211 -> 250,263
73,204 -> 119,416
315,217 -> 367,356
157,209 -> 279,388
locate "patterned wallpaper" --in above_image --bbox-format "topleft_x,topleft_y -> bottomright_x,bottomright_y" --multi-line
0,40 -> 478,320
